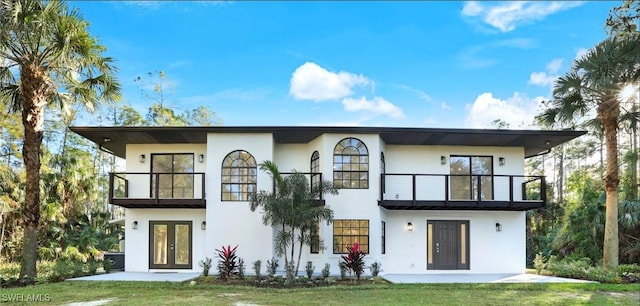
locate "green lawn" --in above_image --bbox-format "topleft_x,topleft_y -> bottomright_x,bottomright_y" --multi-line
1,281 -> 639,305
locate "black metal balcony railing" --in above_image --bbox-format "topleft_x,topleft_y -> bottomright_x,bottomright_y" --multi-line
109,172 -> 206,208
379,173 -> 546,211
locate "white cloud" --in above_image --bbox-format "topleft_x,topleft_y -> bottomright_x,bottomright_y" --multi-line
462,1 -> 584,32
461,1 -> 483,17
464,92 -> 542,128
459,38 -> 537,69
289,62 -> 371,101
529,58 -> 563,88
440,102 -> 452,111
528,72 -> 557,87
545,58 -> 563,74
342,96 -> 405,119
398,85 -> 432,103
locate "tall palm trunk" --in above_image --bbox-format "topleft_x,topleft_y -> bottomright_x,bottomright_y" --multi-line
600,96 -> 620,270
19,64 -> 49,279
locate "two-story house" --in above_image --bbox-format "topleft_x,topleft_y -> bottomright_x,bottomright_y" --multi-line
71,126 -> 584,275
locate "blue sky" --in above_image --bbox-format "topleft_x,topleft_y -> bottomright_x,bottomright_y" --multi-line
70,1 -> 614,128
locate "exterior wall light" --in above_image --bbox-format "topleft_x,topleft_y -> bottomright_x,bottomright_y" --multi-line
495,222 -> 502,232
201,221 -> 206,230
132,221 -> 138,230
139,154 -> 146,163
498,157 -> 505,166
198,154 -> 205,163
440,156 -> 447,165
407,222 -> 413,232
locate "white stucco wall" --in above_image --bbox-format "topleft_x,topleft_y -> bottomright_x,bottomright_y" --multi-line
124,208 -> 206,272
382,210 -> 526,274
205,133 -> 275,269
120,133 -> 530,275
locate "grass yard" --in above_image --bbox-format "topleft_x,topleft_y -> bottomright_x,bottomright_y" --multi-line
1,281 -> 639,305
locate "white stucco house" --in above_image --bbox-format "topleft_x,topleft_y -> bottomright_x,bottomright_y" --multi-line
71,126 -> 584,276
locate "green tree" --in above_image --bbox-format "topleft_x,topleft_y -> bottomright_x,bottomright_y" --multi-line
606,0 -> 640,39
250,160 -> 337,276
538,34 -> 640,270
0,0 -> 120,279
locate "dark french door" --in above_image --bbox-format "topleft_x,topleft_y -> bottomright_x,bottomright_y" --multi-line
427,220 -> 469,270
149,221 -> 192,269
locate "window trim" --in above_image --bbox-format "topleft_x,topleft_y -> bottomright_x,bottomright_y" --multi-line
332,219 -> 369,254
449,155 -> 494,201
381,220 -> 386,255
150,153 -> 195,199
221,150 -> 257,201
333,137 -> 369,189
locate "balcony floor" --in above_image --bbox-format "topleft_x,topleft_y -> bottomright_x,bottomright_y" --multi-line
111,198 -> 205,209
378,200 -> 544,211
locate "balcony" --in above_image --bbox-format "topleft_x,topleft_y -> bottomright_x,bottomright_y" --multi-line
109,172 -> 206,208
379,174 -> 546,211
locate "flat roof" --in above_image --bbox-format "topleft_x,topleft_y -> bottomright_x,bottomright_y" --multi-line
70,126 -> 586,159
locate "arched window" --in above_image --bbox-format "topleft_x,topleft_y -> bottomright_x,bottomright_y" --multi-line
333,138 -> 369,189
310,151 -> 320,191
221,150 -> 257,201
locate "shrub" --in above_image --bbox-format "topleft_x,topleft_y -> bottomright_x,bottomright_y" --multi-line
215,245 -> 238,280
341,242 -> 366,280
533,253 -> 545,274
305,261 -> 315,278
199,257 -> 212,277
86,259 -> 102,275
322,263 -> 330,279
238,258 -> 245,280
618,264 -> 640,274
102,259 -> 113,274
266,258 -> 279,277
369,261 -> 382,277
285,260 -> 295,279
339,262 -> 347,280
253,260 -> 262,278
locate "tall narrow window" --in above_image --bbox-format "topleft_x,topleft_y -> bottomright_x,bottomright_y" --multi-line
221,150 -> 257,201
151,153 -> 194,199
381,221 -> 386,255
310,151 -> 320,192
333,138 -> 369,189
450,156 -> 493,200
310,221 -> 320,254
380,152 -> 386,194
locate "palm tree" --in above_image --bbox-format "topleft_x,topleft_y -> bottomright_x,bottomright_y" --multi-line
250,160 -> 337,276
0,0 -> 120,279
539,33 -> 640,270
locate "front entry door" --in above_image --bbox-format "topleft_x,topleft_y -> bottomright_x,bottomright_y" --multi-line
149,221 -> 192,269
427,220 -> 469,270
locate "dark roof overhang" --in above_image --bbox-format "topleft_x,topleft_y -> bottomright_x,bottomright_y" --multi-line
69,126 -> 586,159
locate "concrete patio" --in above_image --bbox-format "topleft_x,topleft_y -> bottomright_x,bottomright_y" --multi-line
384,273 -> 595,284
68,272 -> 593,283
68,272 -> 200,282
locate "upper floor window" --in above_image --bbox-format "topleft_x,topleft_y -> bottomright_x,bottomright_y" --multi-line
450,155 -> 493,200
221,150 -> 257,201
310,151 -> 320,191
333,138 -> 368,189
380,152 -> 386,193
151,153 -> 194,199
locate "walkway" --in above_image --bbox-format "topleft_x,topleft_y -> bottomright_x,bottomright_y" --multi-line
68,272 -> 200,282
384,273 -> 595,284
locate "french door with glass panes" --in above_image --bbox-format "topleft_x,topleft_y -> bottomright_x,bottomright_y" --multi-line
151,154 -> 194,199
149,221 -> 192,269
449,156 -> 493,200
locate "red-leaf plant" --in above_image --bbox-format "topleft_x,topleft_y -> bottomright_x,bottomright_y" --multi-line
215,245 -> 239,280
340,242 -> 366,280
